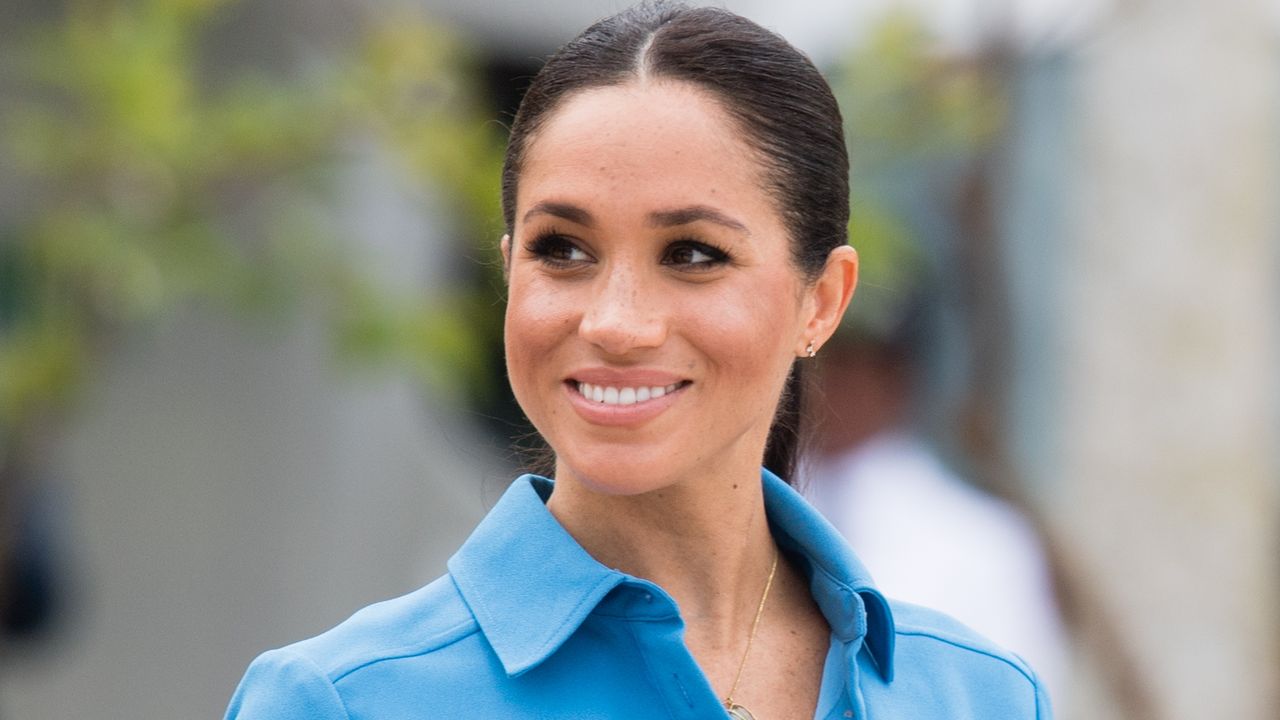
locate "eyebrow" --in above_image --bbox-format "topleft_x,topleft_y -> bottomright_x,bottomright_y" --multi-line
522,201 -> 749,234
648,205 -> 748,233
522,201 -> 594,227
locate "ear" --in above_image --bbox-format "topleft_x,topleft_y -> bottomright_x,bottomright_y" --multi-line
500,234 -> 512,278
797,245 -> 858,357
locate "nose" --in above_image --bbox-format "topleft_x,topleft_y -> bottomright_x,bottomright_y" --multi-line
578,264 -> 667,355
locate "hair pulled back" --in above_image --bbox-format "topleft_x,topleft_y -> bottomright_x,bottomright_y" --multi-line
502,1 -> 850,482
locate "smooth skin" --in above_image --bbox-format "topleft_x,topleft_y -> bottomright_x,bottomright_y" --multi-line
502,79 -> 858,718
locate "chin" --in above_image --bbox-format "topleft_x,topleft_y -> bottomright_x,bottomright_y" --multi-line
553,444 -> 688,497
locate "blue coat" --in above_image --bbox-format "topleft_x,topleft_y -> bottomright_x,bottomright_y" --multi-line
226,470 -> 1053,719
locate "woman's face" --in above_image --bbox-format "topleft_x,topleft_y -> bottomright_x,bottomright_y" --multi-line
504,80 -> 834,495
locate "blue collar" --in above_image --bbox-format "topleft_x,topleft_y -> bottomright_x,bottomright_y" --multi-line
447,468 -> 896,681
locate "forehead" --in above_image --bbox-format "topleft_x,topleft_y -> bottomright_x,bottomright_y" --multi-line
517,80 -> 776,227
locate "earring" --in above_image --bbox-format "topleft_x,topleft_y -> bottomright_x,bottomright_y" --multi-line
805,341 -> 816,358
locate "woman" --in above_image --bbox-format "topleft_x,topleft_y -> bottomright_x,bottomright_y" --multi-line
226,3 -> 1052,718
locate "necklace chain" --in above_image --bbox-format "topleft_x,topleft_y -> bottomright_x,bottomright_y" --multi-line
723,546 -> 779,714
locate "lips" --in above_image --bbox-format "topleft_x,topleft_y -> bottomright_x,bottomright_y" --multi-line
563,370 -> 691,426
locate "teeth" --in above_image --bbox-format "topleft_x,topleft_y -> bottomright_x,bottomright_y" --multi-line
577,381 -> 682,405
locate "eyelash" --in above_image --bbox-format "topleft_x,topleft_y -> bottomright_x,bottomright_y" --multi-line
524,229 -> 587,269
662,238 -> 731,270
523,229 -> 732,272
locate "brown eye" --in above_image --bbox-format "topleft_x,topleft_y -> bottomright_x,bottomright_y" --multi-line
526,231 -> 593,267
663,240 -> 729,270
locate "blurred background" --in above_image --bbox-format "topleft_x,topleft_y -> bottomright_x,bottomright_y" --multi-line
0,0 -> 1275,718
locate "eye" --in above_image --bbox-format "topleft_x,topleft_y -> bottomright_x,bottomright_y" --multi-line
662,239 -> 730,270
525,229 -> 593,268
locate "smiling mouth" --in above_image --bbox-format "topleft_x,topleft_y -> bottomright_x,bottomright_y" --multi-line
572,380 -> 690,406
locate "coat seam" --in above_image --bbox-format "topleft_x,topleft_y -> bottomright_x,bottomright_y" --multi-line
622,618 -> 682,720
329,617 -> 480,684
282,648 -> 354,720
893,628 -> 1038,688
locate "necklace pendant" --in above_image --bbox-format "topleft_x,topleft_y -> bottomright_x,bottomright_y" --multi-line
725,703 -> 758,720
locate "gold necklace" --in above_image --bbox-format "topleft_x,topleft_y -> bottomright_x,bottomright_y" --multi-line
723,547 -> 779,720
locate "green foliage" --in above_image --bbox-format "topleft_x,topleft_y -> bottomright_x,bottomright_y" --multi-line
837,11 -> 1002,163
342,14 -> 506,236
0,0 -> 505,441
830,10 -> 1004,341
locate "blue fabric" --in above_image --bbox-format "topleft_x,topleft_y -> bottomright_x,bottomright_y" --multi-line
225,469 -> 1052,719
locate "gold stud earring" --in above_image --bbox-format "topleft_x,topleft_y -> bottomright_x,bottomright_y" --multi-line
805,341 -> 816,358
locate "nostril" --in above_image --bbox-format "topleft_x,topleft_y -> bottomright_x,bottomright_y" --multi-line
579,314 -> 667,354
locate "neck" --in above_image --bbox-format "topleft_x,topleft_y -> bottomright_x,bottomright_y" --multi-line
545,460 -> 828,712
546,460 -> 778,642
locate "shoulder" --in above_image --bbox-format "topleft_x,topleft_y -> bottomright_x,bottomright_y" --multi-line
890,600 -> 1036,678
884,600 -> 1053,718
226,575 -> 483,719
282,574 -> 479,680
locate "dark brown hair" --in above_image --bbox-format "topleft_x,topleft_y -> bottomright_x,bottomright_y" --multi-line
502,1 -> 849,482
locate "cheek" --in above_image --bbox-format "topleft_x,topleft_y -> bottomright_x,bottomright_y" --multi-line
504,276 -> 576,395
684,272 -> 802,384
